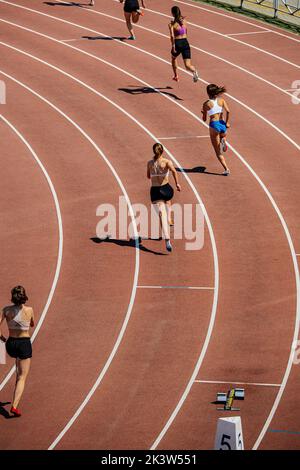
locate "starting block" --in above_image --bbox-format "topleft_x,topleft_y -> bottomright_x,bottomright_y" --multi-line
216,388 -> 245,411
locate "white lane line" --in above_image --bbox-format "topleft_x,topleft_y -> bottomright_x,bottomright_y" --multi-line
0,115 -> 63,392
110,0 -> 300,67
0,69 -> 140,447
226,31 -> 271,36
60,38 -> 85,42
137,285 -> 215,290
2,1 -> 300,106
27,2 -> 300,450
1,26 -> 299,451
2,15 -> 300,147
195,380 -> 281,387
158,135 -> 209,140
0,39 -> 220,448
175,0 -> 300,42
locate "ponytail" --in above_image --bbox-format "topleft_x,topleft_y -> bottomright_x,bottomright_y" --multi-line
207,84 -> 227,99
171,6 -> 183,26
153,143 -> 164,161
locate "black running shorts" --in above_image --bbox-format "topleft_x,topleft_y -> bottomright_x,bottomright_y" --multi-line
6,337 -> 32,360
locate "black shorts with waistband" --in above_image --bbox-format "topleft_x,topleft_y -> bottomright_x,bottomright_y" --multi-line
150,183 -> 174,203
6,337 -> 32,360
171,38 -> 191,60
124,0 -> 139,13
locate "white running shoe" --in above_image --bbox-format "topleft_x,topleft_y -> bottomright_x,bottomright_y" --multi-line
127,35 -> 136,40
166,240 -> 173,252
223,170 -> 230,176
192,70 -> 199,83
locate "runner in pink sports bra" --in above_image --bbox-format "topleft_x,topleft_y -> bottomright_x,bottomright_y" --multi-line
168,6 -> 199,83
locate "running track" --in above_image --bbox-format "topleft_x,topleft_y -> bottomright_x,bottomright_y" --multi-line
0,0 -> 299,450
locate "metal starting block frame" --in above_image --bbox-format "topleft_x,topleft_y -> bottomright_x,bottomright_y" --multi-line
216,388 -> 245,411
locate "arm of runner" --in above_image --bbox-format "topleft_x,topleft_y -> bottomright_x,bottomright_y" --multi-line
168,160 -> 181,191
168,23 -> 176,52
0,309 -> 6,342
141,1 -> 146,8
223,99 -> 230,128
147,161 -> 151,179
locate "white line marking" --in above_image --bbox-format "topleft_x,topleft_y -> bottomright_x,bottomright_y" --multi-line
158,135 -> 209,140
60,38 -> 85,42
226,31 -> 271,36
175,0 -> 300,42
2,1 -> 300,105
137,285 -> 215,290
0,69 -> 140,446
1,21 -> 298,451
0,38 -> 219,448
0,115 -> 63,392
111,0 -> 300,67
195,380 -> 281,387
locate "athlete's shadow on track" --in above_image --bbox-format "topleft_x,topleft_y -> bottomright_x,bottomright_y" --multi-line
177,166 -> 224,176
119,86 -> 183,101
82,36 -> 127,41
91,237 -> 167,256
44,2 -> 90,7
0,402 -> 15,420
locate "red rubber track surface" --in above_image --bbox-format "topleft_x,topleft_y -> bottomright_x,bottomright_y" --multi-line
0,0 -> 299,450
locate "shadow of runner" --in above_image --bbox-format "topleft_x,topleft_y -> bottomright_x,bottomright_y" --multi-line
0,402 -> 14,420
82,36 -> 127,41
90,237 -> 167,256
44,2 -> 90,6
176,166 -> 224,176
118,86 -> 183,101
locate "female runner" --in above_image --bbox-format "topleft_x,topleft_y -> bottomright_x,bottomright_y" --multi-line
147,143 -> 181,252
120,0 -> 146,40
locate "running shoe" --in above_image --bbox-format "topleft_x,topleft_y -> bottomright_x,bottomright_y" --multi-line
166,240 -> 173,252
127,35 -> 136,40
10,407 -> 21,417
220,137 -> 228,152
223,170 -> 230,176
192,70 -> 199,83
136,9 -> 144,16
89,0 -> 94,5
172,76 -> 179,82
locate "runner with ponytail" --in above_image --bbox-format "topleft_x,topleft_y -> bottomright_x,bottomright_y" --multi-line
147,143 -> 181,252
202,84 -> 230,175
168,6 -> 199,83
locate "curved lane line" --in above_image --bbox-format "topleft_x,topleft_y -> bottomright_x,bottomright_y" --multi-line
1,29 -> 299,449
0,69 -> 141,446
1,1 -> 300,105
0,38 -> 219,449
0,114 -> 63,391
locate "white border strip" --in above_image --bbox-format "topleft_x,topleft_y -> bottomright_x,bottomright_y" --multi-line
195,379 -> 281,387
137,285 -> 215,290
226,31 -> 271,36
0,114 -> 63,391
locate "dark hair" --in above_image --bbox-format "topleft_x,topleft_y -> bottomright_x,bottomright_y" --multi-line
11,286 -> 28,305
207,84 -> 227,99
153,143 -> 164,161
171,6 -> 183,26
